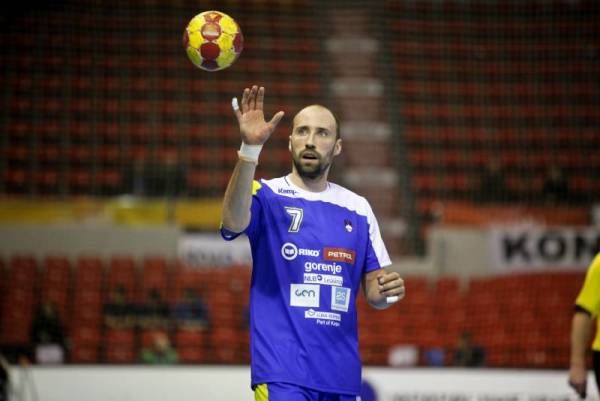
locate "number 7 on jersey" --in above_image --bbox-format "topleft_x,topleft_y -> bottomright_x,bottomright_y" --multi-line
285,207 -> 304,233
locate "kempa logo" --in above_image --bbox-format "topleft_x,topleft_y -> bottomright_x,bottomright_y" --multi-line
281,242 -> 320,261
278,188 -> 298,196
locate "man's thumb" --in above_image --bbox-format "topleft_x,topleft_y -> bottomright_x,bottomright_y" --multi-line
268,111 -> 285,128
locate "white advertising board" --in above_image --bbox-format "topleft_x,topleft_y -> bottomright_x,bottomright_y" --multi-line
488,224 -> 599,272
7,366 -> 598,401
178,232 -> 252,267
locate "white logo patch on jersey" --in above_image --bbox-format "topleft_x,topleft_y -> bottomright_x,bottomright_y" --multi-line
304,309 -> 341,321
331,286 -> 351,312
290,284 -> 320,307
304,273 -> 344,287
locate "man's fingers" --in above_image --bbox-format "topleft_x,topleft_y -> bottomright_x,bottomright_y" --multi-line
249,85 -> 258,110
256,86 -> 265,110
569,379 -> 587,398
377,273 -> 405,299
378,272 -> 401,286
268,111 -> 285,129
241,88 -> 250,113
232,97 -> 242,122
381,283 -> 405,297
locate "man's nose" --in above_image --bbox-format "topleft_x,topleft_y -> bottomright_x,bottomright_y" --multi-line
305,132 -> 316,147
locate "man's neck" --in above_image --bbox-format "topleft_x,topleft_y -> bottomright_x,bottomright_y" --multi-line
288,170 -> 329,192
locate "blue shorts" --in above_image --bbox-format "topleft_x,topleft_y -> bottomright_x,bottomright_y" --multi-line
254,382 -> 359,401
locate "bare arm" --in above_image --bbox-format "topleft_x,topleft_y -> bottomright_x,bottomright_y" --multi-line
221,85 -> 285,232
222,159 -> 257,232
568,310 -> 593,398
362,268 -> 405,310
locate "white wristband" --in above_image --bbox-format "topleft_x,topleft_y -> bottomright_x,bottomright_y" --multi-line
238,142 -> 263,164
386,296 -> 399,304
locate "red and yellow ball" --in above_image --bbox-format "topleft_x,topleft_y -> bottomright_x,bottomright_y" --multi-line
183,11 -> 243,71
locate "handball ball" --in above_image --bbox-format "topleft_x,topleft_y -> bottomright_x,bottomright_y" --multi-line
183,10 -> 243,71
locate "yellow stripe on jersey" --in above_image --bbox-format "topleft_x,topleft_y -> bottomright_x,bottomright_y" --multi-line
254,384 -> 269,401
252,180 -> 262,195
575,252 -> 600,351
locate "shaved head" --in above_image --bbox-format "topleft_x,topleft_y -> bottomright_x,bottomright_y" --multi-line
293,104 -> 339,139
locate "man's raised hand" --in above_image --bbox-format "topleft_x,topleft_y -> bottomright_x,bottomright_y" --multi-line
232,85 -> 285,146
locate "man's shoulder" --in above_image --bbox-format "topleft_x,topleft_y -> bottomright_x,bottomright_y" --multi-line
326,182 -> 371,214
327,181 -> 364,200
256,177 -> 372,215
253,176 -> 286,195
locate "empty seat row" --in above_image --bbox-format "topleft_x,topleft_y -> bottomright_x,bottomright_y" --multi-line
0,254 -> 586,367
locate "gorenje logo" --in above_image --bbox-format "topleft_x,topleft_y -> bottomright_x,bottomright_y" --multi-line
281,243 -> 320,261
281,242 -> 298,260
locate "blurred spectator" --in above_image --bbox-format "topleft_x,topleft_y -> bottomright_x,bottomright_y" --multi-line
140,332 -> 178,364
476,157 -> 510,203
30,301 -> 66,364
453,331 -> 485,367
171,288 -> 209,330
424,347 -> 445,367
137,289 -> 169,329
542,164 -> 569,204
0,354 -> 7,401
122,157 -> 150,196
103,285 -> 135,329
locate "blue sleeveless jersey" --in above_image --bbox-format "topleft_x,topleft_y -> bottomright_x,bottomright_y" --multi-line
221,176 -> 391,395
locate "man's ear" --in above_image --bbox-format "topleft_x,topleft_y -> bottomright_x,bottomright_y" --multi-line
288,136 -> 292,152
333,138 -> 342,156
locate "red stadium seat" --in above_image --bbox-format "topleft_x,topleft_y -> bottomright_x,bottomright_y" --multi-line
104,328 -> 137,363
107,255 -> 138,300
209,327 -> 240,364
71,344 -> 100,363
138,255 -> 169,301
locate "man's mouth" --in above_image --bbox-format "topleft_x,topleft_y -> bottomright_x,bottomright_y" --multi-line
301,151 -> 318,160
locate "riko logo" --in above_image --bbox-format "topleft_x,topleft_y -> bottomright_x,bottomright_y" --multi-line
290,284 -> 320,307
281,242 -> 320,261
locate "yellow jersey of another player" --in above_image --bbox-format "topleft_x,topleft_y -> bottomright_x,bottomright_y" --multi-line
575,252 -> 600,351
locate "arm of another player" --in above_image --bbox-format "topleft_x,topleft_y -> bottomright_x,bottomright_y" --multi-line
568,309 -> 592,398
362,269 -> 405,310
568,253 -> 600,399
221,85 -> 285,233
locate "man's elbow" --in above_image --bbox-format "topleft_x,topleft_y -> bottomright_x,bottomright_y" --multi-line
221,211 -> 250,233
